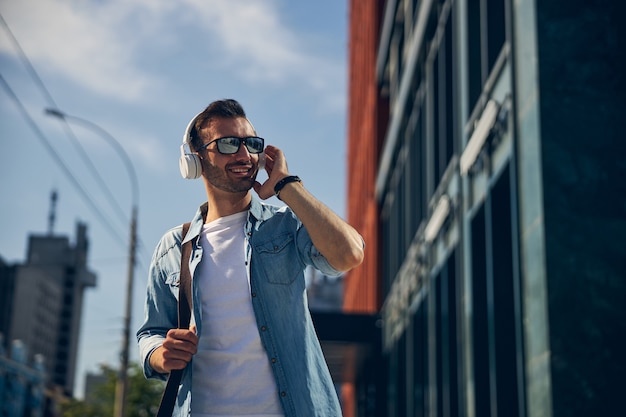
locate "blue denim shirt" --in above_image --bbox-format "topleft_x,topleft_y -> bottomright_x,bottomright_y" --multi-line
137,197 -> 342,416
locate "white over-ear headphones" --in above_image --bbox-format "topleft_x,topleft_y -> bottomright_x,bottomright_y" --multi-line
179,112 -> 203,179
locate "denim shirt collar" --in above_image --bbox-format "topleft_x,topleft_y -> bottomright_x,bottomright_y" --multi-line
182,195 -> 274,244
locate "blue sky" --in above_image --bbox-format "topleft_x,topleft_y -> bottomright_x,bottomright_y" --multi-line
0,0 -> 348,397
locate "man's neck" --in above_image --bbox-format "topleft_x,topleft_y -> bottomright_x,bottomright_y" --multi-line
204,189 -> 252,224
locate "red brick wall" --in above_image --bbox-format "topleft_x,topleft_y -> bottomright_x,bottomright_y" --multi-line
342,2 -> 386,415
343,0 -> 385,315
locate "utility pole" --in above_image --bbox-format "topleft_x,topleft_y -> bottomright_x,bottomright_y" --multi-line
114,205 -> 137,417
45,108 -> 139,417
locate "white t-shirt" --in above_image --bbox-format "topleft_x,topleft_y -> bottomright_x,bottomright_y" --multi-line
191,211 -> 284,417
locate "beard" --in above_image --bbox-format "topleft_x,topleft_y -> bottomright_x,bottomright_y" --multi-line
203,159 -> 258,193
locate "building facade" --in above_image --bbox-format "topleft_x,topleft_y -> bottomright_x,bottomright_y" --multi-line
343,0 -> 625,416
0,222 -> 97,414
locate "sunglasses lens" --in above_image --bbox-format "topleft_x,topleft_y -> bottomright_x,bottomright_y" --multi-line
245,137 -> 264,154
216,137 -> 241,154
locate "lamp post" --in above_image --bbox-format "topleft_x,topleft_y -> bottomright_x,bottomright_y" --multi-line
45,108 -> 138,417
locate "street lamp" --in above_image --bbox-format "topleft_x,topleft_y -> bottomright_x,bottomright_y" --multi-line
45,108 -> 138,417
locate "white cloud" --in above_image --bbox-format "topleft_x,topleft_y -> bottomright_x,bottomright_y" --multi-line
0,0 -> 344,108
185,0 -> 303,79
184,0 -> 344,86
0,0 -> 159,101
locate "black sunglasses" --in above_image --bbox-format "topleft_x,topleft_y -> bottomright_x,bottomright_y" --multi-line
198,136 -> 265,155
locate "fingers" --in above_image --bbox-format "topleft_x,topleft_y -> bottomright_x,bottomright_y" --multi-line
263,145 -> 287,174
164,328 -> 198,352
254,145 -> 291,200
159,328 -> 199,371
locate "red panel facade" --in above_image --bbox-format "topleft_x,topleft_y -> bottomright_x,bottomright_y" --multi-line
344,0 -> 385,314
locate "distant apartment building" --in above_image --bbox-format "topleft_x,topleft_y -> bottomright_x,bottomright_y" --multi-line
342,0 -> 625,416
0,222 -> 97,415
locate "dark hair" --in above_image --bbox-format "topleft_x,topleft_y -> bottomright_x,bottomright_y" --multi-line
189,99 -> 248,151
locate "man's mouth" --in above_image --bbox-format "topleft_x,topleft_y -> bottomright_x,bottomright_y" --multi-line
228,164 -> 254,176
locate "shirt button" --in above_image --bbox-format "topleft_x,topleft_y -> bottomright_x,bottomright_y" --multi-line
271,358 -> 277,363
274,245 -> 279,251
251,292 -> 257,297
280,391 -> 287,397
261,326 -> 267,331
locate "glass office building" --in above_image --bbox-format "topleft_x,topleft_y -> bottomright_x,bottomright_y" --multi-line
343,0 -> 625,416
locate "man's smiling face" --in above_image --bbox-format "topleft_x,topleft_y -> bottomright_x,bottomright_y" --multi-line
198,116 -> 261,193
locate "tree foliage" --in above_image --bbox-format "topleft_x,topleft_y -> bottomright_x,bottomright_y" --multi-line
60,362 -> 165,417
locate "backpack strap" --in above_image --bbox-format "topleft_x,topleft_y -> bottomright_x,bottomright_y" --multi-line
178,222 -> 192,329
156,222 -> 192,417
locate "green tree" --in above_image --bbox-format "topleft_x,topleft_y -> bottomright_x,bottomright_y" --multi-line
60,362 -> 165,417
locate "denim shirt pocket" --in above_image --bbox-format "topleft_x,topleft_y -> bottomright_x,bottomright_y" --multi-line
254,233 -> 300,285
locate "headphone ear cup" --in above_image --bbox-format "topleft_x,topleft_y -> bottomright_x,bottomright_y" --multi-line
179,153 -> 202,179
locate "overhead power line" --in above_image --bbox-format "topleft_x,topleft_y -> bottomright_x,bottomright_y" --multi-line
0,73 -> 128,246
0,12 -> 130,229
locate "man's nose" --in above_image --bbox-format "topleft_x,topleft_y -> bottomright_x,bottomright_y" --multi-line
234,140 -> 251,160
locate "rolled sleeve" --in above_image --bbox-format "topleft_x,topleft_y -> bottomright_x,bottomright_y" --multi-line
138,334 -> 168,380
296,226 -> 342,277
